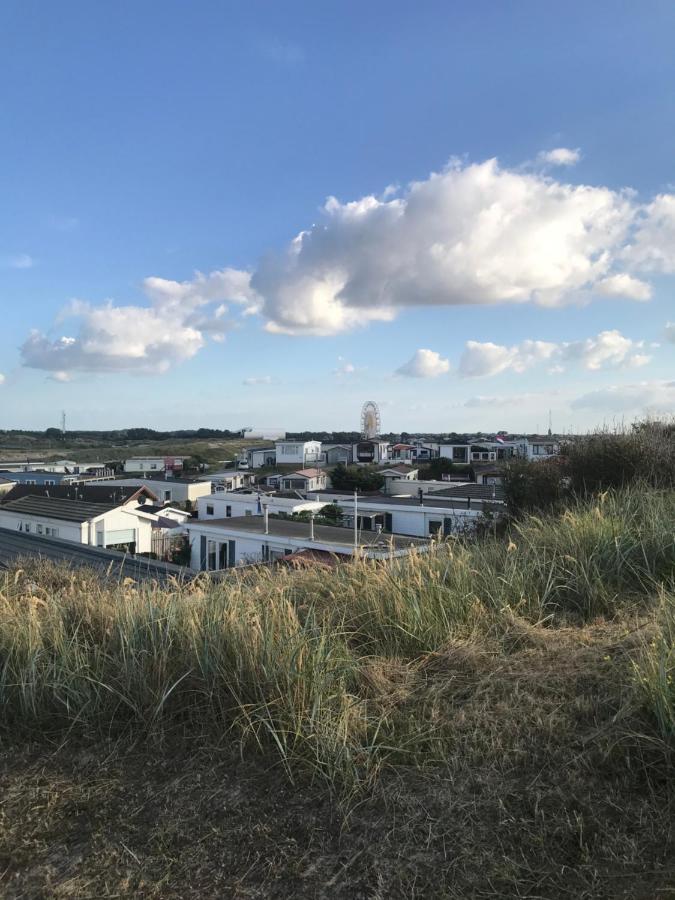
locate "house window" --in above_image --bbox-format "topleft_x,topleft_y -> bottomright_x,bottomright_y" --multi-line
206,504 -> 214,516
226,505 -> 232,517
245,510 -> 252,516
207,540 -> 217,571
150,463 -> 158,469
44,480 -> 55,486
453,447 -> 467,462
163,490 -> 171,502
36,524 -> 43,534
45,526 -> 59,537
428,520 -> 442,536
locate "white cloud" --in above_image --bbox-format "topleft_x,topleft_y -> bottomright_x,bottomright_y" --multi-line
625,194 -> 675,272
537,147 -> 581,166
572,380 -> 675,413
242,375 -> 277,386
0,373 -> 5,385
334,356 -> 356,377
20,268 -> 256,377
664,322 -> 675,343
396,348 -> 450,378
459,340 -> 557,377
3,253 -> 35,269
595,273 -> 652,301
459,330 -> 650,377
251,157 -> 641,335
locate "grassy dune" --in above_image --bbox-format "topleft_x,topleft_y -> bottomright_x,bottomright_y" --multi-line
0,486 -> 674,896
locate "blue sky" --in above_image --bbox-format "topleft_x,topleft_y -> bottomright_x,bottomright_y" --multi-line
1,0 -> 674,432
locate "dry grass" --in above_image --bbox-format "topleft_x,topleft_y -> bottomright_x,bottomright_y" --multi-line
0,486 -> 674,896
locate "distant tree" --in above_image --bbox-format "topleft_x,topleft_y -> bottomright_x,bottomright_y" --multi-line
417,458 -> 455,480
330,463 -> 384,492
503,458 -> 567,516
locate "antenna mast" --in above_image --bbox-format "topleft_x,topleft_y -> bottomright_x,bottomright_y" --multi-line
61,410 -> 66,435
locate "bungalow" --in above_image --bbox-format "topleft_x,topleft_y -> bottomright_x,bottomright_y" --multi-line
353,440 -> 389,464
123,456 -> 185,475
379,465 -> 419,493
523,438 -> 560,460
0,494 -> 156,553
187,515 -> 428,571
308,490 -> 503,538
320,444 -> 353,466
245,446 -> 277,469
438,443 -> 471,464
275,440 -> 322,466
389,443 -> 416,462
280,468 -> 327,492
204,470 -> 256,491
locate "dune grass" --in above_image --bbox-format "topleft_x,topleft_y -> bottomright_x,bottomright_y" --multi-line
1,484 -> 673,800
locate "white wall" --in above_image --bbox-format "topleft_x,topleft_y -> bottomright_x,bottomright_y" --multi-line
309,494 -> 486,537
0,509 -> 84,542
197,492 -> 327,520
275,441 -> 322,465
0,505 -> 153,552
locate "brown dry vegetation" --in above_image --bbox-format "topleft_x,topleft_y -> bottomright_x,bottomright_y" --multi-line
0,486 -> 674,898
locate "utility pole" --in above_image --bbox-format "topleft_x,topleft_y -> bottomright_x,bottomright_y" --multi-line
60,410 -> 66,435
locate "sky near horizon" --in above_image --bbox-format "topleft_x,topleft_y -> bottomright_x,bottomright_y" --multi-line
1,1 -> 675,434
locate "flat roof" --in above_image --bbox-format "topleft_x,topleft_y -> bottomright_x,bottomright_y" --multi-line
188,516 -> 428,551
312,490 -> 504,510
0,527 -> 190,582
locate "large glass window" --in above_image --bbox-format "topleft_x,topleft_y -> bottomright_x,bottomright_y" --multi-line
207,540 -> 217,571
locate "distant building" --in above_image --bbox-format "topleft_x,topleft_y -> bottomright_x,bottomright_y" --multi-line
275,440 -> 322,467
123,456 -> 185,475
280,468 -> 327,492
379,465 -> 419,493
245,447 -> 277,469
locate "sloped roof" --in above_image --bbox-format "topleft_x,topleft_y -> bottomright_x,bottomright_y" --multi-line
0,495 -> 123,523
2,483 -> 156,505
0,527 -> 189,582
286,468 -> 325,478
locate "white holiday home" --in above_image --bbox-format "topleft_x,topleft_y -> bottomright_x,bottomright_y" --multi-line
280,468 -> 327,491
275,440 -> 322,466
309,490 -> 502,538
123,456 -> 186,474
187,516 -> 428,571
0,494 -> 155,553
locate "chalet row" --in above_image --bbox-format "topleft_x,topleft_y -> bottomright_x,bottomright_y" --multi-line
243,436 -> 560,469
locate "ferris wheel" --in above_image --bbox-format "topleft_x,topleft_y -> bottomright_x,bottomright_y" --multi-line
360,400 -> 381,439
